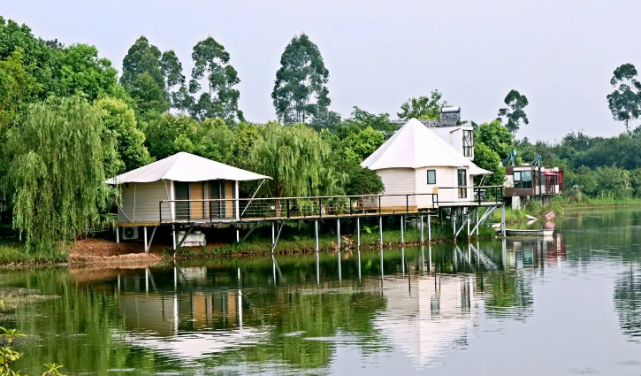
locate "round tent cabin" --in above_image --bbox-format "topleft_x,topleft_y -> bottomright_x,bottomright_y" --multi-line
106,152 -> 270,246
361,119 -> 491,209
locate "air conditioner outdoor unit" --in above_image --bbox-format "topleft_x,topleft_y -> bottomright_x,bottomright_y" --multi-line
122,227 -> 139,240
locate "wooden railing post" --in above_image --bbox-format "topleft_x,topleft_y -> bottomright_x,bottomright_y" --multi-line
406,195 -> 409,213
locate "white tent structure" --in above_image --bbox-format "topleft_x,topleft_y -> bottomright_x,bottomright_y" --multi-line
108,152 -> 270,228
362,119 -> 491,207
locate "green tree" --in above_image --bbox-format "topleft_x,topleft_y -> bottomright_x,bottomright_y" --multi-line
339,106 -> 397,135
272,34 -> 330,124
607,63 -> 641,135
6,97 -> 118,251
476,120 -> 514,159
121,36 -> 186,116
340,126 -> 385,163
0,48 -> 39,128
230,122 -> 261,169
250,123 -> 339,202
473,142 -> 505,186
189,37 -> 243,123
397,90 -> 446,120
0,17 -> 59,99
498,89 -> 529,134
94,98 -> 152,171
56,44 -> 123,101
343,162 -> 384,195
144,114 -> 198,160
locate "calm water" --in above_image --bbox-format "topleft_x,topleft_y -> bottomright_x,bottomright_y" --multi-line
4,209 -> 641,375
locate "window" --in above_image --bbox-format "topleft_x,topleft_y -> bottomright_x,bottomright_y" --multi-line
463,130 -> 474,158
514,170 -> 532,189
427,170 -> 436,184
457,169 -> 467,198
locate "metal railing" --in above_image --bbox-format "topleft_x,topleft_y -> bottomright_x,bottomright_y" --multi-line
158,193 -> 439,223
435,186 -> 504,205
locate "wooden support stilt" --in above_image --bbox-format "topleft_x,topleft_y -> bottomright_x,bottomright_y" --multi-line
379,216 -> 383,246
314,220 -> 319,252
336,219 -> 341,249
356,217 -> 361,248
400,215 -> 404,245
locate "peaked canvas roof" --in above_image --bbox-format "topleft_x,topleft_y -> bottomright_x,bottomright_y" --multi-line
107,152 -> 270,184
361,119 -> 491,175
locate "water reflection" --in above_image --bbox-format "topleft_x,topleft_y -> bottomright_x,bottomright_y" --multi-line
6,210 -> 641,375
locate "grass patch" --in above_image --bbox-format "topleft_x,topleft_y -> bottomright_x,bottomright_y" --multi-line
0,227 -> 68,265
178,218 -> 497,258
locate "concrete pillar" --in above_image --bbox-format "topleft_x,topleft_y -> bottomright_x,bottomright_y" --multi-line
336,219 -> 341,249
271,222 -> 275,248
357,250 -> 362,281
401,247 -> 405,275
172,225 -> 176,251
501,205 -> 506,237
143,226 -> 148,253
337,252 -> 342,282
428,215 -> 432,243
400,215 -> 404,245
379,216 -> 383,246
420,216 -> 424,243
116,227 -> 120,244
314,220 -> 319,251
356,218 -> 361,248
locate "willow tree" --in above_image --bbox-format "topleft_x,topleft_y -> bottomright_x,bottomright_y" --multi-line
6,96 -> 117,251
250,123 -> 342,214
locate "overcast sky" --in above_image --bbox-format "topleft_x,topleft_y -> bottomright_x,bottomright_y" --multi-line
4,0 -> 641,142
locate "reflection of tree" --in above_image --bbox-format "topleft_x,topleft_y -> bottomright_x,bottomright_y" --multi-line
8,269 -> 159,375
614,267 -> 641,341
208,287 -> 386,370
477,271 -> 533,320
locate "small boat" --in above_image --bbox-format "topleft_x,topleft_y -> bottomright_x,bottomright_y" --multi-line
504,229 -> 554,237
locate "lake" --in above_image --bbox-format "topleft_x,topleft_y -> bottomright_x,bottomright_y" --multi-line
3,208 -> 641,375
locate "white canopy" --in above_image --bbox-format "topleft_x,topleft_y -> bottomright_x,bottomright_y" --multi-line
361,119 -> 492,175
106,152 -> 270,184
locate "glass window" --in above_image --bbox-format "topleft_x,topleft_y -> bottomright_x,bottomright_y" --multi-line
514,170 -> 532,189
427,170 -> 436,184
457,169 -> 467,198
463,130 -> 474,157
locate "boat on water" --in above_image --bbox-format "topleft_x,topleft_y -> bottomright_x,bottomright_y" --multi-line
504,229 -> 554,237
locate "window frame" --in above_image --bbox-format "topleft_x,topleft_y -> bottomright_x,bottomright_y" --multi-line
427,169 -> 436,185
457,169 -> 468,198
514,170 -> 533,189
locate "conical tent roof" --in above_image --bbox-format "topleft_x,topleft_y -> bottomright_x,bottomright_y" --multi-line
361,119 -> 491,174
106,152 -> 270,184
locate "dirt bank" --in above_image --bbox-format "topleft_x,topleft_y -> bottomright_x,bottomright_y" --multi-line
69,238 -> 165,265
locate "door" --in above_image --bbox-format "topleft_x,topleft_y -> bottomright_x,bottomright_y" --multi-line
457,169 -> 467,199
209,181 -> 225,218
190,183 -> 206,219
174,182 -> 190,220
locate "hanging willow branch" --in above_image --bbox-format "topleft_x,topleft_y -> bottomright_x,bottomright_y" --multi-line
6,96 -> 117,252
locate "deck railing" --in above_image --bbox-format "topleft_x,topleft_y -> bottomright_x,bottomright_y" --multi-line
158,193 -> 439,223
434,186 -> 504,205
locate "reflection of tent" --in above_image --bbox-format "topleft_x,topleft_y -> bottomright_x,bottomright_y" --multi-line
124,329 -> 263,360
120,291 -> 240,336
373,275 -> 478,368
120,290 -> 265,360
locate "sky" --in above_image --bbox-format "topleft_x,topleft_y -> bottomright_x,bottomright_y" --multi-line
4,0 -> 641,142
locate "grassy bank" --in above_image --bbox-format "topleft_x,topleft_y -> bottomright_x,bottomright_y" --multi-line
178,219 -> 497,258
552,195 -> 641,209
0,237 -> 68,265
